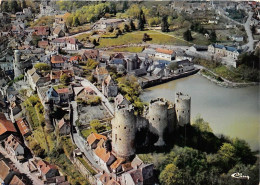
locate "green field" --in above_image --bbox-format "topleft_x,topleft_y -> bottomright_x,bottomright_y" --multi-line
96,30 -> 190,48
111,46 -> 144,53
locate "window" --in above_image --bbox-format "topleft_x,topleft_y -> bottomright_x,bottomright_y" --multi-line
153,118 -> 154,120
183,111 -> 184,113
124,127 -> 126,129
159,118 -> 160,121
115,134 -> 117,142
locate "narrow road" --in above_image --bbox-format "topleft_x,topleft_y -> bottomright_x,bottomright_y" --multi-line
0,147 -> 44,185
71,101 -> 105,173
243,11 -> 256,51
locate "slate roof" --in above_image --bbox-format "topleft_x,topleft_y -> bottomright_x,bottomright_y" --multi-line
211,44 -> 242,53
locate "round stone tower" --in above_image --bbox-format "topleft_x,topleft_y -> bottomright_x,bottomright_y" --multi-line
148,98 -> 169,146
175,92 -> 191,127
13,50 -> 22,78
112,107 -> 136,160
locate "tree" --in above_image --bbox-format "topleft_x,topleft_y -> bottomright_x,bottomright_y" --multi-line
60,74 -> 70,85
159,164 -> 181,185
161,15 -> 169,32
183,30 -> 193,41
130,19 -> 136,31
122,1 -> 128,12
142,33 -> 150,42
192,115 -> 213,133
90,119 -> 102,131
92,39 -> 97,46
106,26 -> 114,33
123,23 -> 130,32
1,1 -> 9,12
9,0 -> 20,14
34,63 -> 51,71
72,16 -> 80,27
138,9 -> 145,31
209,30 -> 217,42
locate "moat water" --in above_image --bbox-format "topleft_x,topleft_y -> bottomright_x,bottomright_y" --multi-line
140,74 -> 259,151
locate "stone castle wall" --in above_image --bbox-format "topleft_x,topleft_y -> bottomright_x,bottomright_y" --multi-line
175,92 -> 191,127
112,108 -> 136,160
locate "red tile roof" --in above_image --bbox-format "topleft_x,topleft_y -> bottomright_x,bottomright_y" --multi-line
82,50 -> 99,59
69,56 -> 81,62
67,38 -> 77,45
110,158 -> 124,170
37,160 -> 58,175
156,48 -> 174,55
51,55 -> 65,64
106,179 -> 120,185
9,175 -> 26,185
50,70 -> 74,80
16,118 -> 31,136
87,133 -> 107,146
56,88 -> 69,94
33,26 -> 50,36
38,40 -> 49,48
0,113 -> 17,135
0,160 -> 10,181
94,147 -> 111,163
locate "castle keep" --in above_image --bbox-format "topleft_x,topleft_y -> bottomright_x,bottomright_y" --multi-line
111,92 -> 191,160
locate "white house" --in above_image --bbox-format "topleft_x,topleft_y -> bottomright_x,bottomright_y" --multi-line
231,35 -> 244,42
155,48 -> 175,61
173,60 -> 195,75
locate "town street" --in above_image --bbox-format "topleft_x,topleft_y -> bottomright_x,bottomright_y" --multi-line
0,147 -> 44,185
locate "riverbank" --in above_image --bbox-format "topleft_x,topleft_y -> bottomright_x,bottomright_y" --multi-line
139,68 -> 200,89
197,65 -> 259,88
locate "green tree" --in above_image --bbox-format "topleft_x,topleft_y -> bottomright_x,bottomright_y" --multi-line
90,119 -> 101,130
123,23 -> 130,32
92,39 -> 97,46
72,16 -> 80,27
161,15 -> 169,32
60,74 -> 70,85
9,0 -> 20,13
122,1 -> 128,12
183,29 -> 193,41
138,9 -> 145,31
159,164 -> 181,185
1,1 -> 9,12
209,30 -> 217,42
34,63 -> 51,71
192,115 -> 213,133
129,19 -> 136,31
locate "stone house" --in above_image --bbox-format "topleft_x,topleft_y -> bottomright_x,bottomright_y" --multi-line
155,48 -> 175,61
208,44 -> 242,60
51,55 -> 65,69
173,60 -> 195,75
53,26 -> 65,38
58,118 -> 70,135
81,50 -> 99,61
38,40 -> 49,49
33,26 -> 51,37
4,134 -> 24,159
52,38 -> 66,49
36,160 -> 60,181
23,7 -> 32,18
66,38 -> 79,50
56,88 -> 71,104
50,70 -> 74,83
114,94 -> 130,109
27,67 -> 50,91
94,18 -> 124,30
46,87 -> 60,104
102,75 -> 118,97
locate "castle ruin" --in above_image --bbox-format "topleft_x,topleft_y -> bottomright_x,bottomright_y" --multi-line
111,92 -> 191,161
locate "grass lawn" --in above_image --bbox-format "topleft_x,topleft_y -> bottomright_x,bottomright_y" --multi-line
81,128 -> 96,138
96,30 -> 190,48
75,33 -> 92,41
111,46 -> 144,53
213,66 -> 243,82
168,28 -> 210,46
69,24 -> 92,34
